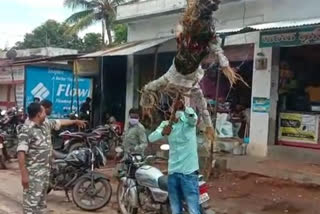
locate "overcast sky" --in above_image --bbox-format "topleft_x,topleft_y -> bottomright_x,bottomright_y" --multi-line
0,0 -> 101,49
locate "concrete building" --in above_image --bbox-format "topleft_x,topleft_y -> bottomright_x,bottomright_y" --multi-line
0,47 -> 78,59
114,0 -> 320,158
0,47 -> 78,109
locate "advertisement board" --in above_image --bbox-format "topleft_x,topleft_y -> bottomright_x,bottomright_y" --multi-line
278,112 -> 320,144
25,66 -> 92,119
252,97 -> 270,113
260,26 -> 320,48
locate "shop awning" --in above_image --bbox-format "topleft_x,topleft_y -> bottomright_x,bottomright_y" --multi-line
217,18 -> 320,35
82,37 -> 174,58
249,18 -> 320,31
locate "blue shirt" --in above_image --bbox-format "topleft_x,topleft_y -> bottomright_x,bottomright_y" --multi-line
148,107 -> 199,175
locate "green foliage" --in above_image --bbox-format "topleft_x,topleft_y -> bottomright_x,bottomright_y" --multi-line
83,33 -> 103,52
113,24 -> 128,44
15,20 -> 103,53
64,0 -> 126,45
15,20 -> 83,50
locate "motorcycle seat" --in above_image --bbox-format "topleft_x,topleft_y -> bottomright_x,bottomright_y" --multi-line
52,150 -> 68,160
158,175 -> 168,191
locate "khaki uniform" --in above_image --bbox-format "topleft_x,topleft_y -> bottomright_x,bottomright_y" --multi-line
114,123 -> 147,178
123,123 -> 148,154
17,119 -> 61,214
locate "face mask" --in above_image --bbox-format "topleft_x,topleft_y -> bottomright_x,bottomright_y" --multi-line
175,111 -> 184,119
129,118 -> 139,125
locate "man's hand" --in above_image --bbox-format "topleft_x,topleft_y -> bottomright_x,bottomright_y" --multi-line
173,97 -> 184,112
21,169 -> 29,190
162,125 -> 172,136
74,120 -> 87,129
17,152 -> 29,190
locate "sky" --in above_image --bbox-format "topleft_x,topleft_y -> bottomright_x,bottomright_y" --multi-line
0,0 -> 101,49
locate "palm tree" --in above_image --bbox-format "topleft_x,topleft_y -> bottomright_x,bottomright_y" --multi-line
64,0 -> 124,45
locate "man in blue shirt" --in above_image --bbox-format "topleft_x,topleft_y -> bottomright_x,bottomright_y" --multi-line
148,98 -> 200,214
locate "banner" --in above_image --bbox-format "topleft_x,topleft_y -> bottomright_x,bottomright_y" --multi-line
252,97 -> 270,113
260,26 -> 320,48
25,66 -> 92,119
278,112 -> 319,144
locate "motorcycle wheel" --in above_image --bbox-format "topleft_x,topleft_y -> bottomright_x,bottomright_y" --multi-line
68,142 -> 86,153
72,177 -> 112,211
117,180 -> 138,214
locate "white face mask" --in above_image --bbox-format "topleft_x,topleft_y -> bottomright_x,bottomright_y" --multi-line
175,111 -> 184,119
129,118 -> 139,125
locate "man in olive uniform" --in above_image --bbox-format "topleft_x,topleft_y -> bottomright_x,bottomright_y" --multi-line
17,103 -> 86,214
123,108 -> 148,154
115,108 -> 147,178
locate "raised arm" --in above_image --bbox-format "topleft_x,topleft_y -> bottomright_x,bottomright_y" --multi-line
148,121 -> 169,143
47,119 -> 87,131
59,119 -> 87,128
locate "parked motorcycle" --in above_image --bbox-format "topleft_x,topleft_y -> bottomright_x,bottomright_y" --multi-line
0,133 -> 9,169
116,144 -> 212,214
49,133 -> 112,211
0,107 -> 25,135
0,107 -> 25,159
57,125 -> 122,153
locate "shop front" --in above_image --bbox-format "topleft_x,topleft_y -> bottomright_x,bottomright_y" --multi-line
0,65 -> 24,109
200,43 -> 254,152
260,25 -> 320,149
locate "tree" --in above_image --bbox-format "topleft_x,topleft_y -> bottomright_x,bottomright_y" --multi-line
83,33 -> 103,52
64,0 -> 124,45
15,20 -> 83,50
113,24 -> 127,44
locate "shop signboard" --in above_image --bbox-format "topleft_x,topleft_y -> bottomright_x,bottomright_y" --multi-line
252,97 -> 270,113
25,66 -> 92,119
260,26 -> 320,48
278,112 -> 319,144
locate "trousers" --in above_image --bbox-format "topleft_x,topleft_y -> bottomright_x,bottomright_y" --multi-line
168,172 -> 200,214
23,168 -> 50,214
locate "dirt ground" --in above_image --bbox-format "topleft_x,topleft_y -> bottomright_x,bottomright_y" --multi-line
209,170 -> 320,214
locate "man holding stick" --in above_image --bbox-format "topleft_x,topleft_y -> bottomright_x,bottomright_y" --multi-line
148,97 -> 201,214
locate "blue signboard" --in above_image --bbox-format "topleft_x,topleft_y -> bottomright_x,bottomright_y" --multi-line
25,66 -> 92,119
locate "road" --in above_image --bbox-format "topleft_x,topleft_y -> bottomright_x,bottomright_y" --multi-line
0,162 -> 118,214
2,160 -> 319,214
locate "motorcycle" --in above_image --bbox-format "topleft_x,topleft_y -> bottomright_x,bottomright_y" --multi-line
57,125 -> 122,153
49,132 -> 112,211
0,107 -> 25,159
116,144 -> 213,214
0,133 -> 9,169
0,107 -> 25,135
51,112 -> 83,151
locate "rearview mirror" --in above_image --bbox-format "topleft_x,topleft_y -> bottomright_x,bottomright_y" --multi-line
115,146 -> 123,153
0,110 -> 6,116
160,144 -> 170,151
